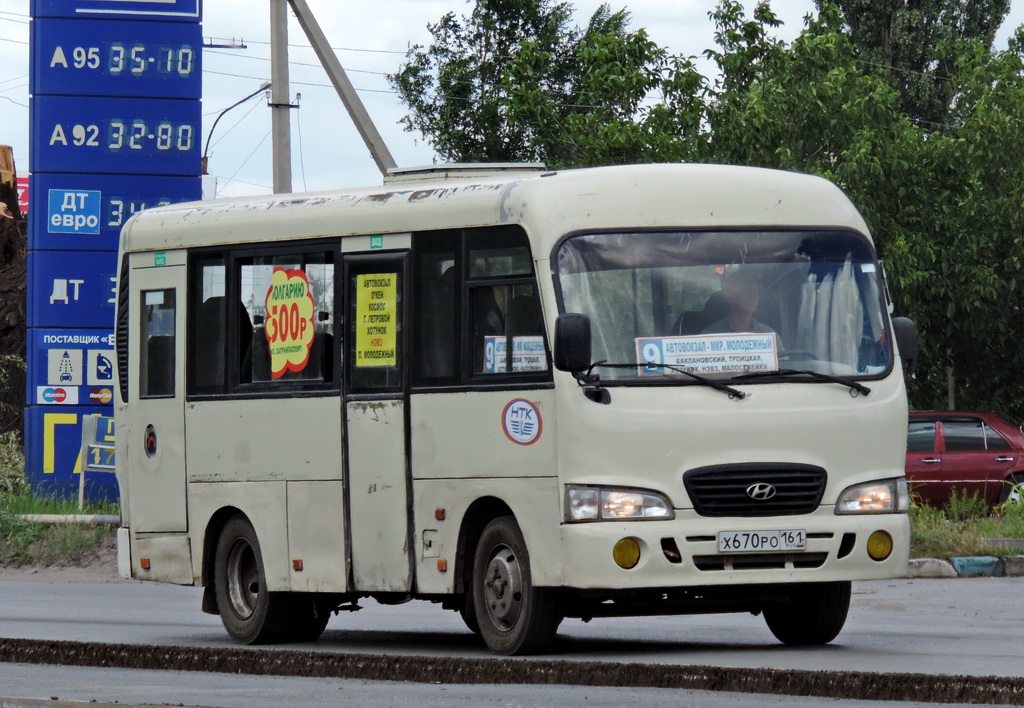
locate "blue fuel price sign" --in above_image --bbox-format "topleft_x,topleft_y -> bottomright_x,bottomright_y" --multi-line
24,406 -> 119,503
30,174 -> 200,251
32,96 -> 200,175
27,250 -> 118,329
31,0 -> 200,21
31,19 -> 201,99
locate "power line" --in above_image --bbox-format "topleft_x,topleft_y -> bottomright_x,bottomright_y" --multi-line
203,68 -> 393,93
0,36 -> 28,45
221,129 -> 273,194
0,94 -> 27,108
204,48 -> 388,76
210,36 -> 406,55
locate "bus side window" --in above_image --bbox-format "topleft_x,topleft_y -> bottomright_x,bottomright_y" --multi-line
189,256 -> 226,395
412,231 -> 458,385
140,289 -> 176,398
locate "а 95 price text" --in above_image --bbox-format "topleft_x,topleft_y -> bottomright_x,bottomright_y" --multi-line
50,44 -> 196,78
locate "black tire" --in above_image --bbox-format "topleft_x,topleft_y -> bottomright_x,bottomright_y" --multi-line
998,473 -> 1024,505
459,593 -> 481,635
763,581 -> 851,645
472,516 -> 562,655
285,593 -> 331,642
214,515 -> 293,644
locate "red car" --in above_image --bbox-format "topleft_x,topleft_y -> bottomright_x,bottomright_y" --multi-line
906,411 -> 1024,507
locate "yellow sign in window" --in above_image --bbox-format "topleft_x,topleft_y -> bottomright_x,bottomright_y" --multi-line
355,273 -> 397,367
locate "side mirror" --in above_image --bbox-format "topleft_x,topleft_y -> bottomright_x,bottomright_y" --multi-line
554,313 -> 592,372
892,316 -> 918,376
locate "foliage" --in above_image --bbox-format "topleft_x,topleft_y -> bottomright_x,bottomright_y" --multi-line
814,0 -> 1010,129
390,1 -> 705,166
0,510 -> 44,564
909,492 -> 1024,558
0,431 -> 26,497
0,355 -> 25,436
990,493 -> 1024,532
943,489 -> 991,523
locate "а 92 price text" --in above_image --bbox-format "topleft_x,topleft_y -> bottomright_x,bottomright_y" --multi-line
48,120 -> 195,153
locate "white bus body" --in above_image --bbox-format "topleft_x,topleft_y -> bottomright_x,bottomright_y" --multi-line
115,164 -> 910,655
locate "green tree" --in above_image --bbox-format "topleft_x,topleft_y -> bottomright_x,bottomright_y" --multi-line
813,0 -> 1010,129
389,1 -> 695,166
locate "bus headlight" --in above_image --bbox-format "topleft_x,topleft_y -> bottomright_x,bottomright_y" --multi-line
565,486 -> 674,522
835,478 -> 909,514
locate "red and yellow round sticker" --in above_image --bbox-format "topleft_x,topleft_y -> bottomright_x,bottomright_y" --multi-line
264,267 -> 316,378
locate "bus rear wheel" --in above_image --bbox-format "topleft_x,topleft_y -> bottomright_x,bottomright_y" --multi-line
762,581 -> 851,645
472,516 -> 561,655
214,515 -> 292,644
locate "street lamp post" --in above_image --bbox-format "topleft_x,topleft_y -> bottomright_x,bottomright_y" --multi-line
201,81 -> 272,176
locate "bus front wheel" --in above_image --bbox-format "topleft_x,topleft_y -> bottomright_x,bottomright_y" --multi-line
762,581 -> 851,645
472,516 -> 561,655
214,515 -> 292,644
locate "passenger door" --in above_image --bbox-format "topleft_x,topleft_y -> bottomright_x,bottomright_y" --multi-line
906,419 -> 943,505
124,257 -> 187,532
939,419 -> 1017,506
343,253 -> 411,592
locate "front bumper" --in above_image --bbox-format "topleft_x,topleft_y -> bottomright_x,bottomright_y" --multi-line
557,507 -> 909,589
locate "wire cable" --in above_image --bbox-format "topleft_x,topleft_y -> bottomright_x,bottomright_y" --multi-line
221,128 -> 273,194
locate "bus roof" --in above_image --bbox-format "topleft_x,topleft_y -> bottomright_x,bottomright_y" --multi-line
120,163 -> 871,257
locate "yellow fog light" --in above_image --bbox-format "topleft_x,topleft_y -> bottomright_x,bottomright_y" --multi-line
613,538 -> 641,569
866,530 -> 893,561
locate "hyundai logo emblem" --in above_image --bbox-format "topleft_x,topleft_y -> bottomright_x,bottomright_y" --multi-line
746,482 -> 777,500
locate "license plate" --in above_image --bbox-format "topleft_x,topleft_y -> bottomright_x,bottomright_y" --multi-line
717,529 -> 807,553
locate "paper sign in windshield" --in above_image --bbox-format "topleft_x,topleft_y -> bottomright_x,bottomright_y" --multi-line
636,333 -> 778,376
264,268 -> 316,378
355,273 -> 397,367
483,336 -> 548,373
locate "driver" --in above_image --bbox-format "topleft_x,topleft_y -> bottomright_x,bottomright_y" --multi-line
702,269 -> 774,334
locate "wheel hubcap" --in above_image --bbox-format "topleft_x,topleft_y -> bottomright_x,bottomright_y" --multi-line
226,538 -> 259,619
483,543 -> 523,631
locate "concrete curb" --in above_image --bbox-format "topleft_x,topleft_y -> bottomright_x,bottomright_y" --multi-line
907,555 -> 1024,578
14,514 -> 119,526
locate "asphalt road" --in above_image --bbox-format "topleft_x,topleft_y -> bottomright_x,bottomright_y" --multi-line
0,577 -> 1021,675
0,576 -> 1021,706
0,662 -> 1002,708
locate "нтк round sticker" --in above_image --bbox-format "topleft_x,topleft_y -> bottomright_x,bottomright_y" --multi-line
502,399 -> 542,445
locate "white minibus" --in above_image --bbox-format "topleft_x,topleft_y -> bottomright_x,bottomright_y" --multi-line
115,163 -> 913,655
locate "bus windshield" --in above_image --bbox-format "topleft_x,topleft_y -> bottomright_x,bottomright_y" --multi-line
556,230 -> 891,382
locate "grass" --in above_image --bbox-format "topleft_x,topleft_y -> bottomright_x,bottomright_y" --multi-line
0,432 -> 118,568
909,491 -> 1024,560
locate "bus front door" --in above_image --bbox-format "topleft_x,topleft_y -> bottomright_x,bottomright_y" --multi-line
344,254 -> 412,593
126,259 -> 187,533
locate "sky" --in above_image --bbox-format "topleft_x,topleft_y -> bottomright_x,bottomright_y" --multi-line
2,0 -> 1024,199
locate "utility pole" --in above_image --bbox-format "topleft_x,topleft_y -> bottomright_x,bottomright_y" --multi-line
270,0 -> 292,193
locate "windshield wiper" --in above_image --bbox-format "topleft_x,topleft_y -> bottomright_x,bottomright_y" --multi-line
733,368 -> 871,396
582,361 -> 748,400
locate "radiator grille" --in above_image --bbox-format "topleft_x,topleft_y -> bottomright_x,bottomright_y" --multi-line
683,463 -> 827,517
